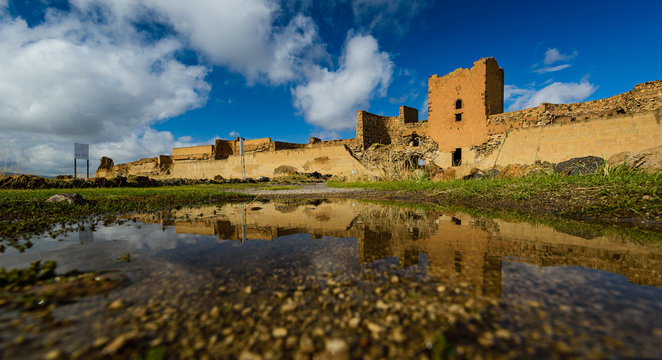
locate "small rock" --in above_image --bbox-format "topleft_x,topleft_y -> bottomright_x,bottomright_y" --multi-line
238,350 -> 262,360
103,332 -> 136,355
391,327 -> 406,343
477,332 -> 494,348
299,335 -> 315,353
44,349 -> 63,360
272,327 -> 288,338
554,341 -> 573,354
376,300 -> 389,310
390,275 -> 399,283
93,337 -> 109,347
243,286 -> 252,294
366,321 -> 382,335
325,338 -> 348,354
280,298 -> 297,312
107,299 -> 124,311
348,317 -> 360,328
525,300 -> 542,308
495,329 -> 512,340
210,306 -> 220,318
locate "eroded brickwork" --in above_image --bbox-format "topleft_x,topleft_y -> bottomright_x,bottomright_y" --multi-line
427,58 -> 504,151
487,80 -> 662,135
356,105 -> 427,149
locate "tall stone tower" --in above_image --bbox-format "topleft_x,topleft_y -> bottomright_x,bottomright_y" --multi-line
427,58 -> 504,153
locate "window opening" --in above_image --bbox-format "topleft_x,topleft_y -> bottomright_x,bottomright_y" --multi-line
455,113 -> 462,122
452,148 -> 462,166
455,99 -> 462,109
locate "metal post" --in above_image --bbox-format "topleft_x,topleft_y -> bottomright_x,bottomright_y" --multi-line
86,159 -> 89,179
74,158 -> 77,178
239,137 -> 245,180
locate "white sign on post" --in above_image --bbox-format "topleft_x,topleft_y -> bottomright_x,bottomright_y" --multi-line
74,143 -> 89,160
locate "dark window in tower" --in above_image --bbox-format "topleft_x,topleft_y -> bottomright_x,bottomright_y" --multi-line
455,99 -> 462,109
455,113 -> 462,122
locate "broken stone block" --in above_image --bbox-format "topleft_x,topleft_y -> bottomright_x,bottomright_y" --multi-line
553,156 -> 605,176
46,193 -> 88,205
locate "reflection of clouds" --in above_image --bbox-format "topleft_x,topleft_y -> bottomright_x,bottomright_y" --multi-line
0,222 -> 217,272
91,223 -> 215,251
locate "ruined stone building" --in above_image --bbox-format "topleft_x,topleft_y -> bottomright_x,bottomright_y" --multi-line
97,58 -> 662,180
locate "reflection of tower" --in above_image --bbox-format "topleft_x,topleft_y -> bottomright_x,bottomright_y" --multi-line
356,213 -> 503,299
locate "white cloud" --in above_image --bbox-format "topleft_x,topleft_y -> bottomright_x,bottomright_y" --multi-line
505,80 -> 597,111
533,64 -> 571,74
138,0 -> 277,80
292,34 -> 393,131
228,131 -> 240,138
543,48 -> 577,65
268,14 -> 327,84
0,10 -> 209,141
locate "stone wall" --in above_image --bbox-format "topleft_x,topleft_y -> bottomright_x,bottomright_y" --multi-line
96,157 -> 160,178
453,109 -> 661,169
169,145 -> 374,179
172,145 -> 213,160
487,80 -> 662,135
356,105 -> 426,149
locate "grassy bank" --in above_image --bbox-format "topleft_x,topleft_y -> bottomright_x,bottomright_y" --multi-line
328,168 -> 662,225
0,185 -> 253,250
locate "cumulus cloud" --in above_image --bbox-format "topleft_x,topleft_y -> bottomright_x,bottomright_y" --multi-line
544,48 -> 577,65
504,79 -> 597,111
292,34 -> 393,130
269,14 -> 328,84
0,8 -> 209,141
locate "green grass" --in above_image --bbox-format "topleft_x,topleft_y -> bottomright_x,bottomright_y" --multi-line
330,168 -> 661,220
0,185 -> 251,250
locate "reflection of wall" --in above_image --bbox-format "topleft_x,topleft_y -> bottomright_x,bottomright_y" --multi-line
155,200 -> 662,291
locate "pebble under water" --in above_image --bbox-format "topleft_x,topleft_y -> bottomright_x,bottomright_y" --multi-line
1,199 -> 661,359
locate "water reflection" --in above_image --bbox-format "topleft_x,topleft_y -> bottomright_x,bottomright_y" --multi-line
2,200 -> 662,359
147,200 -> 661,296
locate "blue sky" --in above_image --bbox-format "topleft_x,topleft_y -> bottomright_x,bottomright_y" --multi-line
1,0 -> 661,176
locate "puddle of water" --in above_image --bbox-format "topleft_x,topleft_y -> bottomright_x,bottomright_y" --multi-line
1,199 -> 661,359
